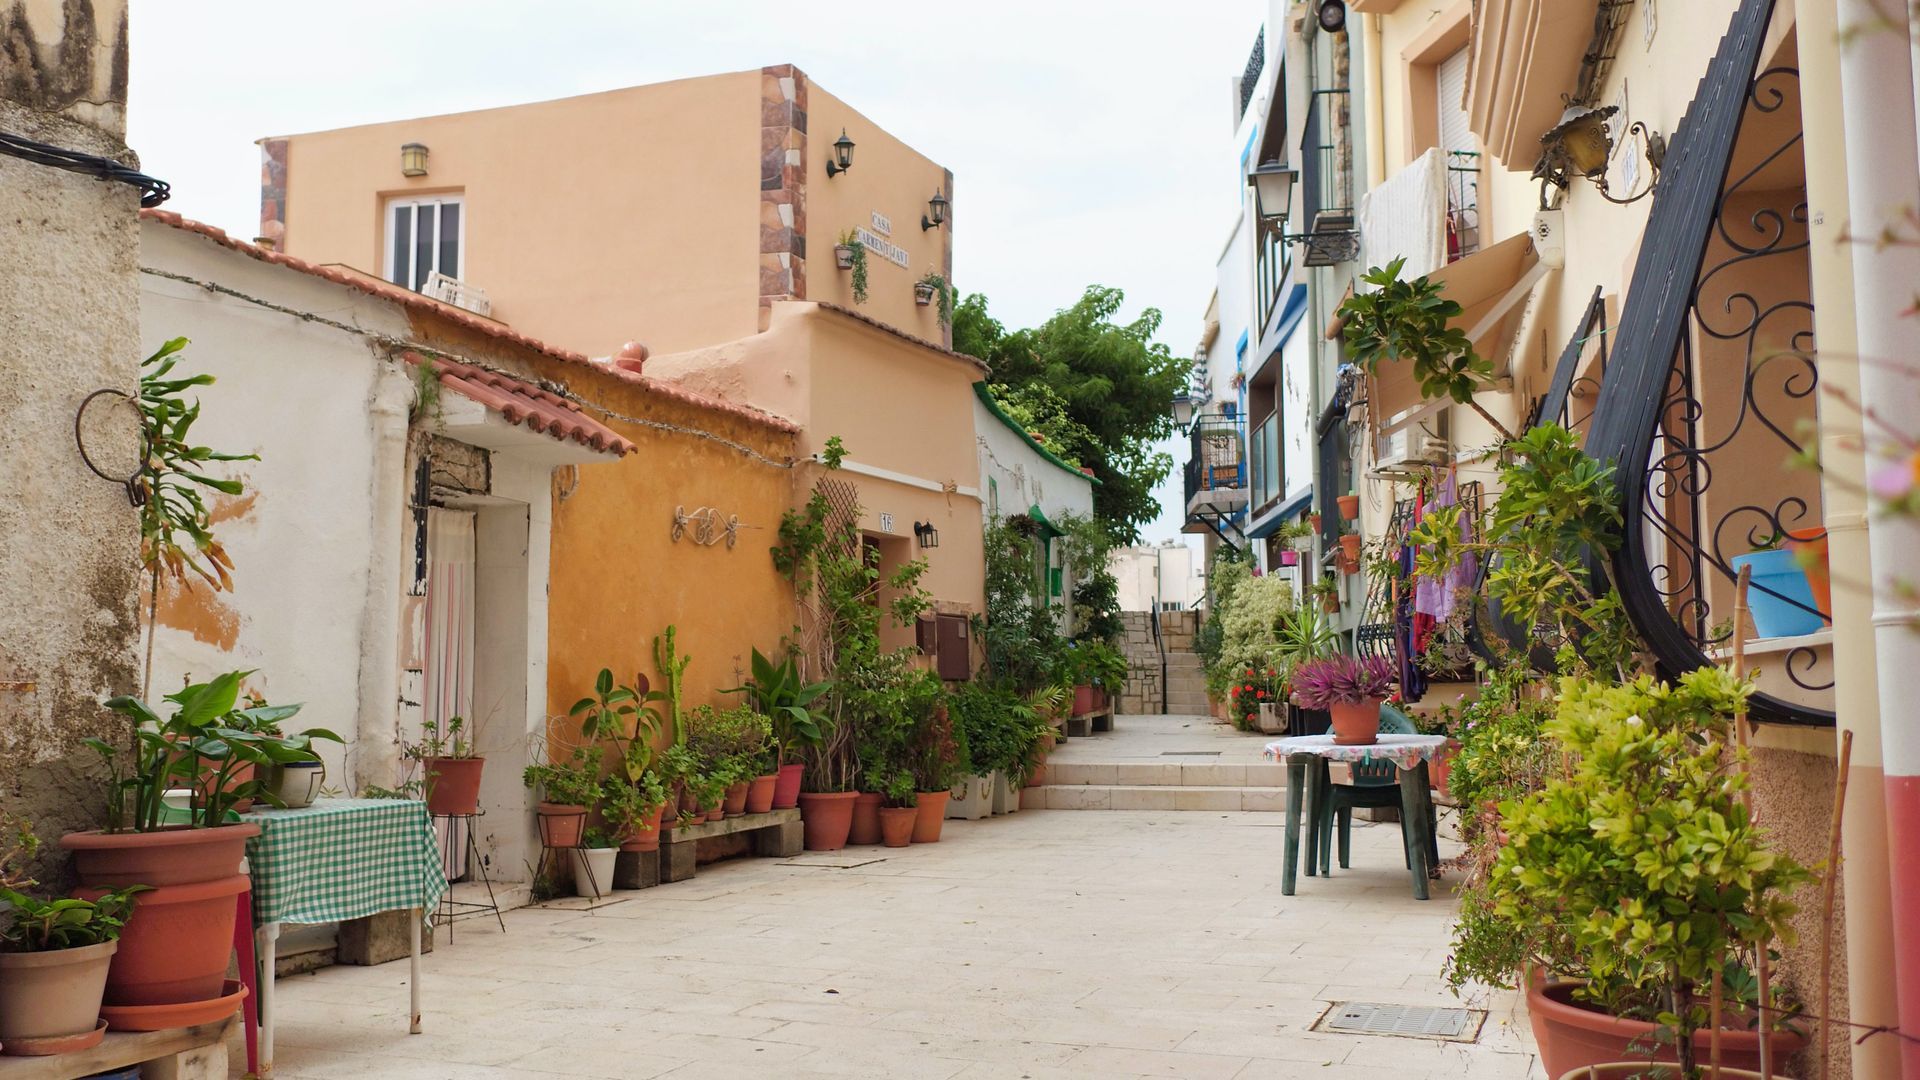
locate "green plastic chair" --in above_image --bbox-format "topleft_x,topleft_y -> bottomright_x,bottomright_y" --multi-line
1309,702 -> 1440,893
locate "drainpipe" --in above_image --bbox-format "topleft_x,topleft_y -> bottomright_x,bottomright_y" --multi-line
1798,3 -> 1903,1074
354,361 -> 414,794
1363,13 -> 1387,189
1834,2 -> 1920,1073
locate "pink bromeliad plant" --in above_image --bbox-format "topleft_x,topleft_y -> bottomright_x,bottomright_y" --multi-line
1288,655 -> 1396,710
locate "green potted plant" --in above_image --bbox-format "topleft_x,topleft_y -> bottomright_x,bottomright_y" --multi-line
914,270 -> 952,322
871,764 -> 918,848
0,879 -> 145,1056
407,714 -> 485,817
835,229 -> 868,304
911,698 -> 963,843
522,744 -> 602,849
725,647 -> 830,811
600,771 -> 668,854
1448,669 -> 1811,1077
1289,655 -> 1396,745
570,827 -> 618,900
63,672 -> 335,1017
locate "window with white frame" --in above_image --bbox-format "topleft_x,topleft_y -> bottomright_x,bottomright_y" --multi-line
385,195 -> 463,292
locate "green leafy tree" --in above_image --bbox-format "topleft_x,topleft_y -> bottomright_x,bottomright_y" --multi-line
954,287 -> 1186,543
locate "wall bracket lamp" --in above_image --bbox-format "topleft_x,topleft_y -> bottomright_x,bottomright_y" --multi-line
921,187 -> 949,230
400,142 -> 430,177
913,521 -> 941,549
1534,103 -> 1664,207
826,129 -> 856,178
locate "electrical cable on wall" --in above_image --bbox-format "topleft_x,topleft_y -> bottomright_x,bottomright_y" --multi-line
138,265 -> 795,469
1,130 -> 171,206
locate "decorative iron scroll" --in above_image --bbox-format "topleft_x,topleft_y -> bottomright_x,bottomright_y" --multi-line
1581,0 -> 1833,726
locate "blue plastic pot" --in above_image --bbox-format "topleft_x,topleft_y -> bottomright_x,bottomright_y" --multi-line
84,1069 -> 142,1080
1729,549 -> 1823,638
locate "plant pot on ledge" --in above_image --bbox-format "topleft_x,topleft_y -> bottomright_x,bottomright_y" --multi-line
746,774 -> 778,815
772,764 -> 804,809
0,940 -> 117,1055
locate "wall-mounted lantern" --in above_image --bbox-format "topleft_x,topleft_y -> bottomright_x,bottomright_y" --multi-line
400,142 -> 430,177
1246,161 -> 1296,223
914,521 -> 941,549
1317,0 -> 1347,33
921,188 -> 949,231
1171,393 -> 1196,435
827,129 -> 856,178
1537,103 -> 1664,206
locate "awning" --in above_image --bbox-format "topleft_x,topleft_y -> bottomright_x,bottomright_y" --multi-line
1371,230 -> 1549,433
1028,504 -> 1065,539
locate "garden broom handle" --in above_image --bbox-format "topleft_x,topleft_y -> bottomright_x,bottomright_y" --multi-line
1730,566 -> 1774,1080
1820,729 -> 1854,1080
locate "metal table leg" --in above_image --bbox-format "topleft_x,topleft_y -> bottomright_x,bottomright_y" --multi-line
409,907 -> 422,1034
1397,764 -> 1431,900
256,920 -> 280,1076
1282,754 -> 1306,895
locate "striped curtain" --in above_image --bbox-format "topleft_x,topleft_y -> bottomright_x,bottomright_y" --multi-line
423,508 -> 475,736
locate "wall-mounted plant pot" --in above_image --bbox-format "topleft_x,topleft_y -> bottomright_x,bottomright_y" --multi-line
914,282 -> 937,306
1338,533 -> 1362,560
1729,549 -> 1823,638
1308,512 -> 1322,530
1320,591 -> 1342,613
1278,550 -> 1299,567
1784,527 -> 1832,623
834,245 -> 855,270
1337,494 -> 1360,520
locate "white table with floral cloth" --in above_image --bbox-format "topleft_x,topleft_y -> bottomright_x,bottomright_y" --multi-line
1262,734 -> 1448,899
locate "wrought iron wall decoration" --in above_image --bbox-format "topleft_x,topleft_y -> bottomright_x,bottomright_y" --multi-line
1581,0 -> 1833,726
74,387 -> 146,505
671,505 -> 743,548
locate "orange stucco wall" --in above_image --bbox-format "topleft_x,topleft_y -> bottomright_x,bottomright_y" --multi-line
274,71 -> 763,357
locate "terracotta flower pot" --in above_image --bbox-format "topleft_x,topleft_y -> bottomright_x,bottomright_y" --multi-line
723,781 -> 750,817
423,756 -> 485,816
878,806 -> 916,847
1072,684 -> 1095,716
849,792 -> 883,845
702,801 -> 723,823
77,874 -> 247,1007
772,763 -> 804,809
679,786 -> 702,818
536,803 -> 587,848
61,823 -> 257,889
98,978 -> 246,1033
797,791 -> 857,851
0,940 -> 116,1051
1785,527 -> 1832,623
1528,979 -> 1806,1078
1430,740 -> 1461,797
746,774 -> 778,814
619,802 -> 667,853
1338,533 -> 1362,559
1024,763 -> 1046,789
1329,698 -> 1383,745
1337,494 -> 1360,520
911,791 -> 949,843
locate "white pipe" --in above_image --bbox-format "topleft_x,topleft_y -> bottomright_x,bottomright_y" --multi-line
1835,3 -> 1920,1074
1365,13 -> 1387,188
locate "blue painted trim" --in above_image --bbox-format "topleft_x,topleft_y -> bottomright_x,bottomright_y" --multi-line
1274,283 -> 1309,344
1239,125 -> 1260,173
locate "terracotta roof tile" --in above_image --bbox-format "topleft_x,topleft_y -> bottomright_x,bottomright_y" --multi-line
405,352 -> 634,456
139,209 -> 798,435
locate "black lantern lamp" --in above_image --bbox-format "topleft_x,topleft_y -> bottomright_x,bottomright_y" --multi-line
1317,0 -> 1347,33
914,521 -> 940,549
1247,161 -> 1296,223
1537,103 -> 1664,206
827,129 -> 856,178
921,188 -> 949,230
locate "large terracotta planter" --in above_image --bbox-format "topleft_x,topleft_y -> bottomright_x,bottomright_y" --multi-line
0,940 -> 116,1051
1529,979 -> 1806,1078
61,823 -> 257,888
1072,684 -> 1095,716
878,807 -> 916,848
723,781 -> 750,817
911,791 -> 950,843
619,802 -> 667,853
772,764 -> 804,809
535,803 -> 587,848
746,774 -> 778,814
76,874 -> 246,1007
849,792 -> 883,846
1329,698 -> 1383,745
797,792 -> 857,851
423,757 -> 485,816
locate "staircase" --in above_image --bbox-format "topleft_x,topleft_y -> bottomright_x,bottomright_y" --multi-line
1027,711 -> 1289,811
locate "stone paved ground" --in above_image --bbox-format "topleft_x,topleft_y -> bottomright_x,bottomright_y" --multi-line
245,774 -> 1544,1078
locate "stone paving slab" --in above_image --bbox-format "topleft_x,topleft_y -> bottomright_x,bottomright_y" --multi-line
1052,712 -> 1278,765
238,808 -> 1541,1079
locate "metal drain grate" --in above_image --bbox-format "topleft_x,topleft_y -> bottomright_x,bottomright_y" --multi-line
1314,1002 -> 1485,1043
1158,751 -> 1222,756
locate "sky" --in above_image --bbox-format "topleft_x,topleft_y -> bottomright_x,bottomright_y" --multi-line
127,2 -> 1261,545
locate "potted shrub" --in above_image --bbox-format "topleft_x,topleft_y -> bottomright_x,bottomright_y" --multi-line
412,715 -> 485,817
64,672 -> 336,1013
911,703 -> 963,843
1290,655 -> 1395,745
522,744 -> 602,849
724,648 -> 829,811
835,229 -> 869,304
570,828 -> 618,900
1448,670 -> 1811,1077
601,772 -> 667,854
914,270 -> 952,323
0,883 -> 144,1056
873,766 -> 917,849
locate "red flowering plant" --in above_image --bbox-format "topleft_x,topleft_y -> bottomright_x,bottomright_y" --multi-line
1228,665 -> 1286,731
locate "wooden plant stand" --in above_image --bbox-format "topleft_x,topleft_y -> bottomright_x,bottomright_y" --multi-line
0,1016 -> 235,1080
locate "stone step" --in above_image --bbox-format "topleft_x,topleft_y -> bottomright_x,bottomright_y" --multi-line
1047,761 -> 1288,787
1029,784 -> 1288,812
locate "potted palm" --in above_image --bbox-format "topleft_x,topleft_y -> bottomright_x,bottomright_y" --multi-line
63,672 -> 335,1016
1449,669 -> 1811,1077
0,883 -> 144,1056
1289,655 -> 1395,745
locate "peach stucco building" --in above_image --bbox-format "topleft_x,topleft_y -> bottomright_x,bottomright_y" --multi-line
265,65 -> 986,675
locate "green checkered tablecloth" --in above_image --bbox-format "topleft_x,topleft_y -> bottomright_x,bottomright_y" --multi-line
242,798 -> 446,926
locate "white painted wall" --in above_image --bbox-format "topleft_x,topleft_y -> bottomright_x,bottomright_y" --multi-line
974,396 -> 1095,528
1111,544 -> 1203,612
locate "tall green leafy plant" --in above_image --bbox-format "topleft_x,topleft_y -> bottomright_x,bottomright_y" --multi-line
1337,259 -> 1513,440
723,648 -> 829,768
